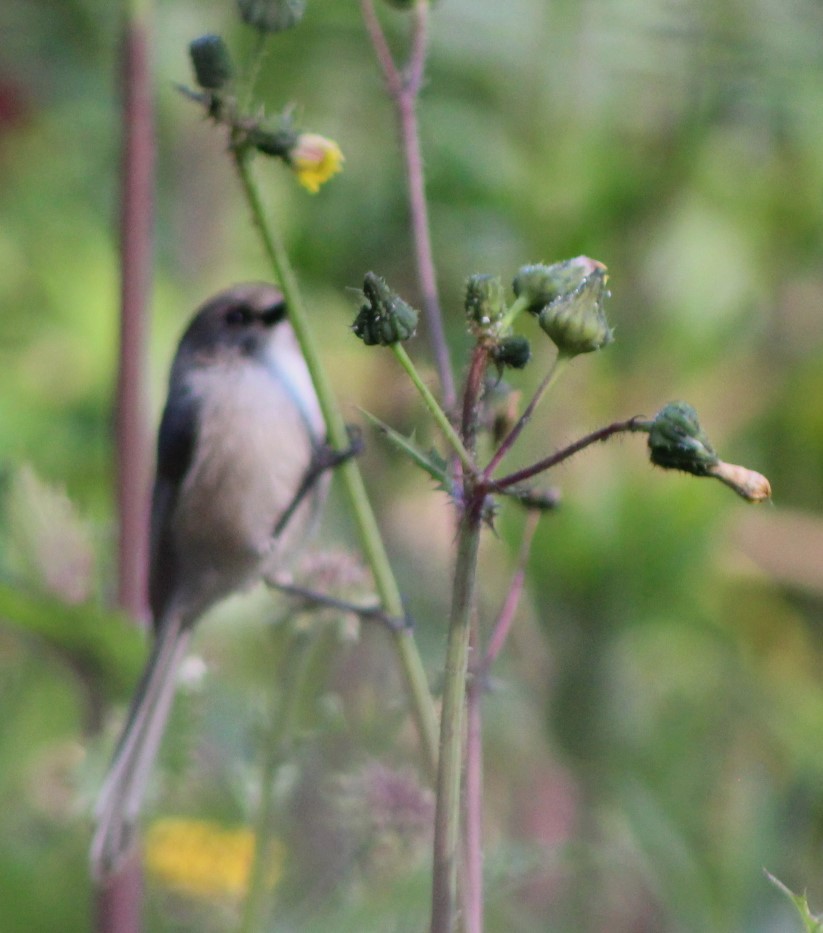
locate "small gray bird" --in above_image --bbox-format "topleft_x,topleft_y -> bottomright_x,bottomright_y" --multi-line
91,283 -> 327,878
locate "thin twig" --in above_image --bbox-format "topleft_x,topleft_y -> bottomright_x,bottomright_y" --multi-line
483,353 -> 570,480
267,579 -> 408,631
360,0 -> 455,410
492,417 -> 647,491
481,509 -> 540,673
463,509 -> 540,933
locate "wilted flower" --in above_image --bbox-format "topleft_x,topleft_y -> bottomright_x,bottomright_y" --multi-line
707,461 -> 772,503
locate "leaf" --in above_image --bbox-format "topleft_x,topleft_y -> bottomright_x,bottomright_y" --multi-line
765,869 -> 823,932
0,583 -> 145,699
359,409 -> 452,490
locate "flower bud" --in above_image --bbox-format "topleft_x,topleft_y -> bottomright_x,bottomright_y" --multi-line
189,35 -> 234,91
465,274 -> 506,331
352,273 -> 419,346
247,127 -> 296,158
647,402 -> 719,475
513,256 -> 605,314
491,335 -> 531,370
537,266 -> 613,356
237,0 -> 305,32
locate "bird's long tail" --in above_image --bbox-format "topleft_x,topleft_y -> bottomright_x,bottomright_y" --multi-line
90,615 -> 191,879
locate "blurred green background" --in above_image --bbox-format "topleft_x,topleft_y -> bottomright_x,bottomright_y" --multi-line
2,0 -> 823,930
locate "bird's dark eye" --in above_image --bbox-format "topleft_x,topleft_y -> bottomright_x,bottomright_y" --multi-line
260,300 -> 287,327
224,304 -> 255,326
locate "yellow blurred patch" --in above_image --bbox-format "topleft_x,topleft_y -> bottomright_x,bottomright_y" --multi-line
144,818 -> 283,900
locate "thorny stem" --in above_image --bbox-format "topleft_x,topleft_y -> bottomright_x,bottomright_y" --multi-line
484,352 -> 570,479
361,0 -> 456,411
493,417 -> 648,491
430,342 -> 489,933
232,149 -> 439,780
431,494 -> 483,933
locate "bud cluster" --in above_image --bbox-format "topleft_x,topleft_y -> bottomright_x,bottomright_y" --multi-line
513,257 -> 613,357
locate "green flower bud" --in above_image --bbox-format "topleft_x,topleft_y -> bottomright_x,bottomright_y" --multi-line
352,273 -> 419,346
189,35 -> 234,91
513,256 -> 604,314
491,335 -> 531,370
237,0 -> 305,32
647,402 -> 719,476
537,267 -> 613,356
465,274 -> 506,331
246,127 -> 296,158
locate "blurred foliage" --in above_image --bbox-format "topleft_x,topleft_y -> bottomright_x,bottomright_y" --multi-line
1,0 -> 823,930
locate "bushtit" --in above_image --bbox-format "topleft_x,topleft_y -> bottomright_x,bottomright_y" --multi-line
91,283 -> 327,878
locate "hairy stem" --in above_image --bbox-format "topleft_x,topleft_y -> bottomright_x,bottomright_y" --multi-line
232,150 -> 439,779
431,494 -> 483,933
493,417 -> 647,491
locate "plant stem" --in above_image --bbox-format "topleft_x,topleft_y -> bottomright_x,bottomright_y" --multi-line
239,632 -> 314,933
360,0 -> 455,411
463,622 -> 483,933
463,509 -> 539,933
481,510 -> 540,672
232,150 -> 439,780
391,343 -> 475,471
98,0 -> 153,928
430,494 -> 483,933
492,417 -> 647,491
484,352 -> 570,479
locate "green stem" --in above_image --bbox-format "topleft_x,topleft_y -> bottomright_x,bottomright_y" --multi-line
497,293 -> 530,332
391,343 -> 476,472
430,494 -> 483,933
232,150 -> 439,780
239,631 -> 314,933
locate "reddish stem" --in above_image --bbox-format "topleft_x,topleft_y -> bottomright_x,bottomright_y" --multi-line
360,0 -> 456,410
492,417 -> 645,491
97,9 -> 154,931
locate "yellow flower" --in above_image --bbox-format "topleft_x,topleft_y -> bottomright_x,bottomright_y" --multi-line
289,133 -> 344,193
144,818 -> 284,900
